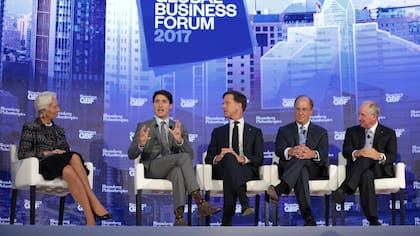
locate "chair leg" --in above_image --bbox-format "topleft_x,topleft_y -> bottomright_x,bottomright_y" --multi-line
254,194 -> 260,226
340,201 -> 345,226
10,188 -> 17,225
136,190 -> 142,226
332,201 -> 336,226
187,194 -> 192,226
58,196 -> 65,225
264,192 -> 270,226
205,190 -> 210,226
325,194 -> 330,226
400,189 -> 405,225
391,192 -> 396,225
272,202 -> 278,226
30,185 -> 36,225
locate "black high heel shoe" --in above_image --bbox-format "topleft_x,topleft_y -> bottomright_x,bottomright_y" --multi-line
93,212 -> 113,220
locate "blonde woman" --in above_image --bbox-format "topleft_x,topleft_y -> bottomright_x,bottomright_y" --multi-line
18,91 -> 111,225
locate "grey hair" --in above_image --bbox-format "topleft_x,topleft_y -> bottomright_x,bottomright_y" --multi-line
35,91 -> 57,118
362,100 -> 380,116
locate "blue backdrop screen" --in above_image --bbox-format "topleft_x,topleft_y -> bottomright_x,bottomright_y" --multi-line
0,0 -> 419,227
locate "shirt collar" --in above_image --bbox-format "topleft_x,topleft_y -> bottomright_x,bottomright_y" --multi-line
230,118 -> 244,126
367,122 -> 379,134
296,121 -> 310,129
155,116 -> 169,125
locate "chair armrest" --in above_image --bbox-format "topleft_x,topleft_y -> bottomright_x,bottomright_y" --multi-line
270,165 -> 280,185
327,164 -> 338,190
196,164 -> 204,190
203,164 -> 213,189
394,162 -> 406,189
258,165 -> 271,183
134,162 -> 146,191
14,157 -> 42,187
84,162 -> 94,188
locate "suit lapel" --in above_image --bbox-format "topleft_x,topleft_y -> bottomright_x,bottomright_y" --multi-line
373,124 -> 384,147
223,124 -> 230,147
243,123 -> 249,148
357,126 -> 366,148
293,124 -> 299,145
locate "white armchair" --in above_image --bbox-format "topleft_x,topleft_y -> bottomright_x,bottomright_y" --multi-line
133,158 -> 192,226
196,152 -> 271,226
334,152 -> 406,225
270,153 -> 338,226
9,144 -> 93,225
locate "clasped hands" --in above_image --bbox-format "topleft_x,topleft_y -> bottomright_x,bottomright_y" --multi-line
214,148 -> 246,164
138,120 -> 183,147
289,144 -> 316,159
354,147 -> 381,160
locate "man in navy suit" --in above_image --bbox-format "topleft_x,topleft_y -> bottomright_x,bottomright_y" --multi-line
128,90 -> 220,226
332,101 -> 397,226
205,90 -> 264,226
267,95 -> 329,226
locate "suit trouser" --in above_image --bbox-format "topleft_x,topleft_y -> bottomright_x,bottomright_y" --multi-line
342,157 -> 381,219
280,158 -> 323,213
147,153 -> 199,211
213,154 -> 256,226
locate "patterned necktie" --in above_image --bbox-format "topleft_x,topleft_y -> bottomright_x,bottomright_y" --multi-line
232,121 -> 240,154
299,125 -> 306,144
365,129 -> 373,148
160,121 -> 169,155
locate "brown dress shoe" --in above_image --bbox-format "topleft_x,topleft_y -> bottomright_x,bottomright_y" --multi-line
197,201 -> 221,217
174,217 -> 188,226
267,185 -> 279,203
241,207 -> 254,217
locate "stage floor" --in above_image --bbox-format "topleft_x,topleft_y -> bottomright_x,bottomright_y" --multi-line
1,225 -> 420,236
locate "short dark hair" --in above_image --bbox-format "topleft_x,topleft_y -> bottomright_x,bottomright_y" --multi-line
223,90 -> 247,112
294,95 -> 313,109
153,90 -> 173,104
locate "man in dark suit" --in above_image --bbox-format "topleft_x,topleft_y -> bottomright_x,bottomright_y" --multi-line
205,90 -> 264,226
332,101 -> 397,226
128,90 -> 220,226
267,95 -> 329,226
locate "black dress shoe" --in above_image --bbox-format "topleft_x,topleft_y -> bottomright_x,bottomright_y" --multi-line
304,218 -> 317,226
94,212 -> 113,220
332,187 -> 345,203
369,217 -> 381,226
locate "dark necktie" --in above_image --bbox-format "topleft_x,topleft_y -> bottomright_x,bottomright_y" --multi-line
232,121 -> 240,154
160,121 -> 169,155
299,125 -> 306,144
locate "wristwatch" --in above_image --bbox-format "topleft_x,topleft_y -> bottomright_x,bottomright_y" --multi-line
379,153 -> 385,161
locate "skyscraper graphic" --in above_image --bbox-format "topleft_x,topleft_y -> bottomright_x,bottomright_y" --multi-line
317,0 -> 357,127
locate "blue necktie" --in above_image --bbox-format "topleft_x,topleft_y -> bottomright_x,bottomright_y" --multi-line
299,125 -> 306,144
365,129 -> 373,148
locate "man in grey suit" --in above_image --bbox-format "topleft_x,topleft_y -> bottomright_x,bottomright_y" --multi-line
267,95 -> 329,226
128,90 -> 220,226
205,90 -> 264,226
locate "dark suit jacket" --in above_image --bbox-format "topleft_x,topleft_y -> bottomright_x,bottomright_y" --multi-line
275,122 -> 329,177
127,118 -> 194,169
205,122 -> 264,178
342,123 -> 397,177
